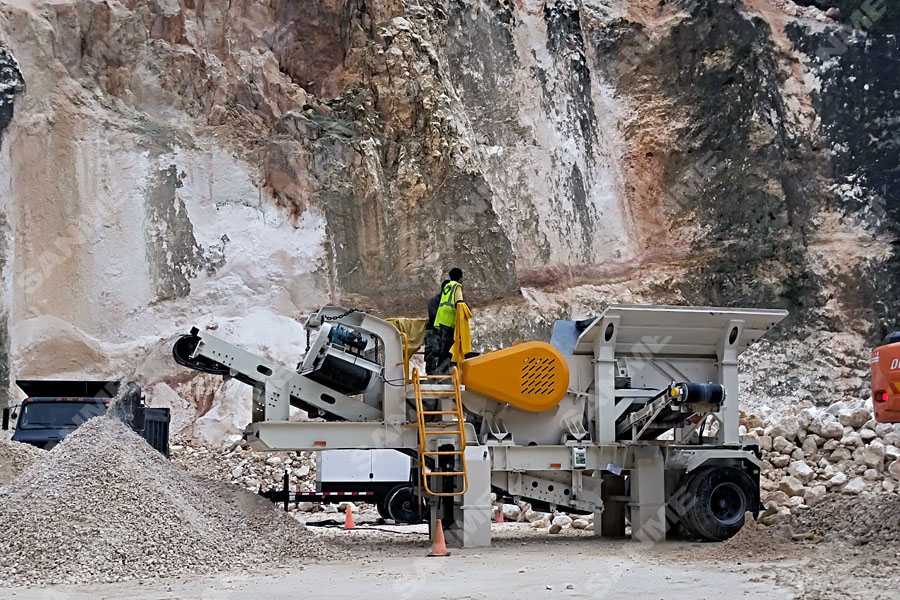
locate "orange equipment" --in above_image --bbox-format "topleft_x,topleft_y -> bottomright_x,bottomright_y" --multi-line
459,341 -> 569,412
872,332 -> 900,423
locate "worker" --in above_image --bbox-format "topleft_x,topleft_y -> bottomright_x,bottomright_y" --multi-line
433,268 -> 465,374
424,280 -> 450,375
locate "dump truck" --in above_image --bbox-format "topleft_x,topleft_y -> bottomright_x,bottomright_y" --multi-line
2,380 -> 170,455
872,332 -> 900,423
174,304 -> 786,546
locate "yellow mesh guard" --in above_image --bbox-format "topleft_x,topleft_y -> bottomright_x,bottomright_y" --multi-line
460,341 -> 569,412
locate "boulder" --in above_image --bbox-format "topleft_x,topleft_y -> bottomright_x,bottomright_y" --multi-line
770,417 -> 800,442
803,485 -> 827,507
843,477 -> 866,494
770,454 -> 791,468
830,447 -> 852,462
819,420 -> 845,439
762,490 -> 791,506
265,456 -> 282,466
549,523 -> 563,534
863,468 -> 880,481
502,504 -> 522,521
839,432 -> 862,448
791,448 -> 805,461
838,407 -> 871,429
788,461 -> 815,484
551,515 -> 573,528
532,518 -> 550,529
886,445 -> 900,462
772,436 -> 792,454
825,472 -> 847,488
884,479 -> 898,493
888,459 -> 900,480
571,518 -> 589,530
860,429 -> 877,442
875,423 -> 894,438
741,412 -> 765,430
801,436 -> 820,455
758,435 -> 773,452
863,442 -> 886,470
778,476 -> 806,497
525,509 -> 547,523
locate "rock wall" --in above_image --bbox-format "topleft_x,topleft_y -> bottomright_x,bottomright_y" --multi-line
0,0 -> 897,437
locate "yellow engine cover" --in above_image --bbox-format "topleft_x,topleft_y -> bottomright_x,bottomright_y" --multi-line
460,341 -> 569,412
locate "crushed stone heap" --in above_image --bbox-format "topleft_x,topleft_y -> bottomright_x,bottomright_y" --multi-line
0,439 -> 44,486
0,417 -> 329,586
791,492 -> 900,548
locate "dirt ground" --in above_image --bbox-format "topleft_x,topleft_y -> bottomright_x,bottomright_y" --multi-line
7,521 -> 899,600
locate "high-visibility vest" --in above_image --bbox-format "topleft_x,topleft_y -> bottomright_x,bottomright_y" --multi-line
433,281 -> 461,328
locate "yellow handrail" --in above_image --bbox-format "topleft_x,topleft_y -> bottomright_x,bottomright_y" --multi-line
413,367 -> 468,497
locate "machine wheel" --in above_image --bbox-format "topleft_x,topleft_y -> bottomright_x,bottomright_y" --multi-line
678,466 -> 756,541
385,485 -> 425,524
376,498 -> 392,520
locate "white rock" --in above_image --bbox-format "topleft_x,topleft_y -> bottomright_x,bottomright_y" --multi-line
231,466 -> 244,479
772,436 -> 792,454
863,442 -> 886,470
825,472 -> 847,488
571,518 -> 589,530
839,432 -> 862,448
787,461 -> 815,484
551,515 -> 573,528
758,435 -> 773,452
803,485 -> 827,507
222,434 -> 243,452
265,456 -> 282,466
819,420 -> 844,439
502,504 -> 521,521
826,402 -> 847,417
801,435 -> 820,455
770,454 -> 791,468
884,479 -> 898,493
843,477 -> 866,494
886,445 -> 900,462
830,447 -> 852,462
838,407 -> 871,429
889,459 -> 900,481
295,465 -> 310,477
525,509 -> 547,523
778,476 -> 806,497
863,468 -> 880,481
875,423 -> 894,437
791,448 -> 805,461
860,429 -> 877,442
770,417 -> 800,442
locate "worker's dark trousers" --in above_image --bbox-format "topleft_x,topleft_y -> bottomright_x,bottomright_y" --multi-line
423,328 -> 440,375
436,325 -> 456,375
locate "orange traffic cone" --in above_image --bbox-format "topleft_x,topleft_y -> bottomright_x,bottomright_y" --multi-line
495,506 -> 504,523
343,504 -> 355,530
428,519 -> 450,557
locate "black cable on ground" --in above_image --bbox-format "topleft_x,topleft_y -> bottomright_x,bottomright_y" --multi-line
301,519 -> 427,535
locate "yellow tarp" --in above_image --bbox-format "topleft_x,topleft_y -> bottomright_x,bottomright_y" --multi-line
451,302 -> 472,364
388,318 -> 427,354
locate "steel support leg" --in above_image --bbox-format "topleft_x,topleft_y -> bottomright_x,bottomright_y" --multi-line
631,446 -> 666,543
599,472 -> 626,537
443,446 -> 491,548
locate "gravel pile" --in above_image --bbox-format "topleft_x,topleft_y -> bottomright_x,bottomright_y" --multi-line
0,439 -> 44,486
791,492 -> 900,547
0,417 -> 330,586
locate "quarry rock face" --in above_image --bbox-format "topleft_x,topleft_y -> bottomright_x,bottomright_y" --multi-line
0,0 -> 897,435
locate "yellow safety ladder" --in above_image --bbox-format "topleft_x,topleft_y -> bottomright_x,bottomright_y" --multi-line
412,366 -> 468,497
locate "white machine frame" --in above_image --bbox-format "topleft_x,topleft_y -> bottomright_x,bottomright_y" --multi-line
180,304 -> 786,546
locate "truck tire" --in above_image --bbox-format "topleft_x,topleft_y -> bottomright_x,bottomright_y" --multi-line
385,485 -> 425,524
376,498 -> 392,520
678,466 -> 756,541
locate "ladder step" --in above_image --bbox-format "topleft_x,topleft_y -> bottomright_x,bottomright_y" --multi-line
420,410 -> 459,415
424,471 -> 466,477
424,429 -> 462,435
423,450 -> 463,456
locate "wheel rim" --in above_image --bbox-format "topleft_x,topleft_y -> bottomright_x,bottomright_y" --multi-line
708,482 -> 746,525
389,488 -> 423,523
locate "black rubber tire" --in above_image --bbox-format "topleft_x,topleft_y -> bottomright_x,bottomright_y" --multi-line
385,485 -> 426,524
678,466 -> 757,541
376,498 -> 391,520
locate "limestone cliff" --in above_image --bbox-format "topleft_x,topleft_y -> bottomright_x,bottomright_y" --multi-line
0,0 -> 896,438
